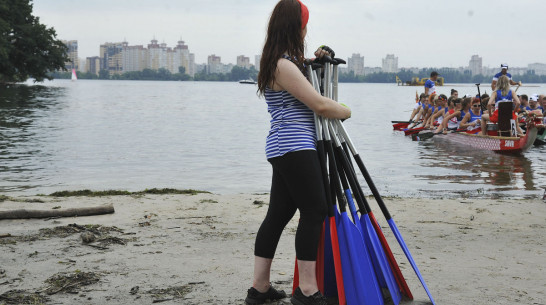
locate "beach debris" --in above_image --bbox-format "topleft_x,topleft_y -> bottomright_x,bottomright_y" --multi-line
0,204 -> 114,220
42,271 -> 100,295
81,231 -> 96,244
253,200 -> 266,207
130,286 -> 140,295
145,284 -> 193,303
0,233 -> 12,238
0,290 -> 48,304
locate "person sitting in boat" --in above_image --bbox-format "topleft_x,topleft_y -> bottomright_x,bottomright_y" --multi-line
450,89 -> 458,98
491,64 -> 521,91
409,94 -> 431,128
424,72 -> 439,96
459,97 -> 483,133
432,97 -> 466,134
479,94 -> 489,111
518,94 -> 529,113
541,95 -> 546,115
409,93 -> 427,122
422,94 -> 438,127
525,94 -> 544,114
424,94 -> 448,129
481,75 -> 523,136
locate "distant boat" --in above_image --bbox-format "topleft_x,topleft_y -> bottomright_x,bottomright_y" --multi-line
239,78 -> 256,84
71,69 -> 77,81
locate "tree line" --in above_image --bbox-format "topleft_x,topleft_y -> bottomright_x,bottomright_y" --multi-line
339,68 -> 546,83
50,66 -> 260,82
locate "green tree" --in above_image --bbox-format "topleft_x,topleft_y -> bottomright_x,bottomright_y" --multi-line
98,69 -> 110,80
0,0 -> 68,83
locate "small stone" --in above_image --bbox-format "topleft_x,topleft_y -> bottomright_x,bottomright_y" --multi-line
81,231 -> 96,244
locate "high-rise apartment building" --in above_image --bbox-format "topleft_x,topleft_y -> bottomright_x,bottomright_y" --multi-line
348,53 -> 364,76
469,55 -> 483,75
255,55 -> 261,71
236,55 -> 251,69
61,40 -> 78,71
85,56 -> 101,76
118,39 -> 195,76
122,45 -> 147,72
528,63 -> 546,76
207,55 -> 222,74
382,54 -> 398,73
172,40 -> 192,75
100,42 -> 126,75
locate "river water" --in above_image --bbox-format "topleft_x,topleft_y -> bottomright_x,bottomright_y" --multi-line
1,80 -> 544,198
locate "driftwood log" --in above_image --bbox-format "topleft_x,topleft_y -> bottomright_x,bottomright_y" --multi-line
0,204 -> 114,220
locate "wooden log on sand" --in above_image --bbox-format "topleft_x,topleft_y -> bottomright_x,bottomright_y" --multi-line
0,204 -> 114,220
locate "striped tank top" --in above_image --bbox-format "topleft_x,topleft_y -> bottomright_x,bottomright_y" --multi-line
264,86 -> 316,159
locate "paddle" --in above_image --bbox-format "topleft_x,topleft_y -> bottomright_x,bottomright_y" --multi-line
323,115 -> 384,305
329,59 -> 403,304
328,120 -> 402,305
334,120 -> 437,305
310,61 -> 346,304
321,58 -> 384,305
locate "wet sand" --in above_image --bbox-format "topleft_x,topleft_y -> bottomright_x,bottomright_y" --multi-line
0,193 -> 545,305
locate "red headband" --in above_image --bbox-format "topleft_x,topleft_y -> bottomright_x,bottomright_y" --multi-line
298,0 -> 309,29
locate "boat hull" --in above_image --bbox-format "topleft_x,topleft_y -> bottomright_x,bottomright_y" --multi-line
432,127 -> 538,154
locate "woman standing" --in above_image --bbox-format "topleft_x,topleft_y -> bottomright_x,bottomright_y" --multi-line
245,1 -> 350,305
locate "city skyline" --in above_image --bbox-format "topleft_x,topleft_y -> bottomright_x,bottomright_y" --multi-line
33,0 -> 544,68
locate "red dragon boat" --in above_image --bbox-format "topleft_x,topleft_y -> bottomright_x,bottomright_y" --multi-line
430,114 -> 543,154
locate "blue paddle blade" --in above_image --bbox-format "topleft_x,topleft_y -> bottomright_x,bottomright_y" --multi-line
361,215 -> 402,305
344,189 -> 387,289
345,188 -> 400,304
338,212 -> 384,305
388,219 -> 436,305
323,216 -> 337,297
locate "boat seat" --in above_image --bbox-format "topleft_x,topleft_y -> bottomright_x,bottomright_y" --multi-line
497,101 -> 514,137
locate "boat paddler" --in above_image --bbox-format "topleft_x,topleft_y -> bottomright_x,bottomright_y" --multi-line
491,64 -> 521,91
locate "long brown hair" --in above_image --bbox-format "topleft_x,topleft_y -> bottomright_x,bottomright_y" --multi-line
496,75 -> 510,96
258,0 -> 306,95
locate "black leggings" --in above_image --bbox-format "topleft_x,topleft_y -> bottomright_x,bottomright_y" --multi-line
254,150 -> 327,261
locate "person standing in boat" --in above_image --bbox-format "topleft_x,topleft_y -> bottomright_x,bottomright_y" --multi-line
459,97 -> 483,133
246,1 -> 351,305
481,75 -> 523,136
424,71 -> 439,96
491,64 -> 521,91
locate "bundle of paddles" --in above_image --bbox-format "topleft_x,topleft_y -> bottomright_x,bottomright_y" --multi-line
290,55 -> 437,305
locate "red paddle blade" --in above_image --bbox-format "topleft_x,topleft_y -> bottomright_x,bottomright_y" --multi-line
369,212 -> 413,300
329,216 -> 346,305
292,258 -> 299,296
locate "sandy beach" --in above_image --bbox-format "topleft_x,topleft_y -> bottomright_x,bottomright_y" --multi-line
0,191 -> 544,305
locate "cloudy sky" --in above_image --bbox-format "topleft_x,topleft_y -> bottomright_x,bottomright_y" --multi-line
33,0 -> 543,69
